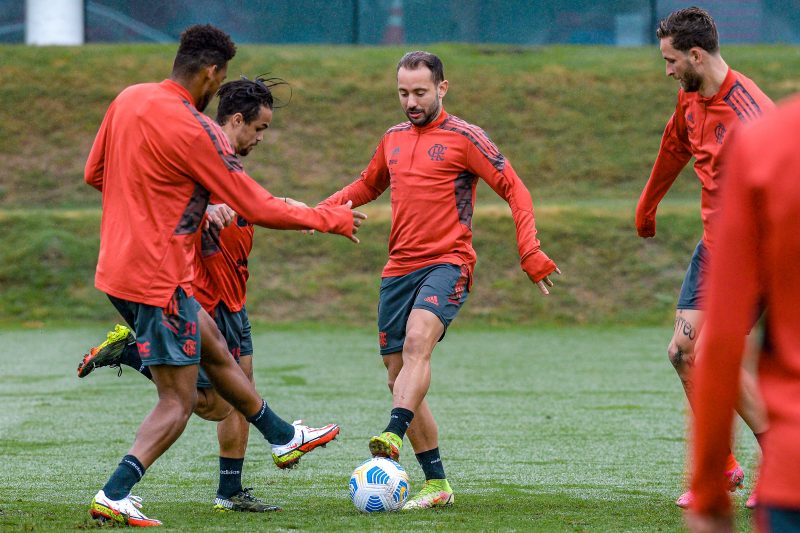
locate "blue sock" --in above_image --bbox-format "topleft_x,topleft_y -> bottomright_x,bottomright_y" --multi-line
246,400 -> 295,445
217,457 -> 244,499
120,343 -> 152,381
416,447 -> 446,480
102,455 -> 145,500
383,407 -> 414,440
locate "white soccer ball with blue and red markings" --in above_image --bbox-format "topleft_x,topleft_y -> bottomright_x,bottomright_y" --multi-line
349,457 -> 410,512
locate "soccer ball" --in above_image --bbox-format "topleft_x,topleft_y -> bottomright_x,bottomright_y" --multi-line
349,457 -> 410,512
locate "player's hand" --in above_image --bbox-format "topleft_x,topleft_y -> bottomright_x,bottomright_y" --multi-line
346,200 -> 367,244
536,267 -> 561,295
205,203 -> 236,230
637,221 -> 656,238
684,510 -> 733,533
635,208 -> 656,238
283,197 -> 316,235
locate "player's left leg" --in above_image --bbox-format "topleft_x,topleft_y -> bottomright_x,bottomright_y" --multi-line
211,355 -> 281,512
403,397 -> 454,510
740,333 -> 768,509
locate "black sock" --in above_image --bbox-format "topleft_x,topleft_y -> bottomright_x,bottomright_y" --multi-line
383,407 -> 414,440
102,455 -> 145,500
416,448 -> 446,480
246,399 -> 295,444
119,343 -> 152,381
217,457 -> 244,499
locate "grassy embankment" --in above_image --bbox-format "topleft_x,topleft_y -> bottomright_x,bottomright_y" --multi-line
1,44 -> 799,325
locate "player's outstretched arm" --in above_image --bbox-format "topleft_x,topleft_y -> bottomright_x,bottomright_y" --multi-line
282,197 -> 315,235
636,110 -> 692,238
521,251 -> 560,295
469,143 -> 560,296
183,116 -> 367,241
344,200 -> 367,243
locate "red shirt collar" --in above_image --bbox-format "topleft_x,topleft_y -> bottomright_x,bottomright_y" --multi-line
412,108 -> 449,132
161,78 -> 196,107
700,68 -> 735,104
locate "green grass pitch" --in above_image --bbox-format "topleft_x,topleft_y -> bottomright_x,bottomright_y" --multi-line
0,325 -> 757,531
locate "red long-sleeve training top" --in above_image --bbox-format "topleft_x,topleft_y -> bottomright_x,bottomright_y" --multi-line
85,79 -> 353,308
636,69 -> 773,251
319,109 -> 555,284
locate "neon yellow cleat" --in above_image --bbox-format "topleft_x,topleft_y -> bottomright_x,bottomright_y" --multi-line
402,479 -> 454,510
78,324 -> 135,378
368,432 -> 402,461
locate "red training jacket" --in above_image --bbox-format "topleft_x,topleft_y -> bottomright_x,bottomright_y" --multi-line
193,212 -> 253,314
636,68 -> 773,252
85,79 -> 354,308
319,109 -> 555,284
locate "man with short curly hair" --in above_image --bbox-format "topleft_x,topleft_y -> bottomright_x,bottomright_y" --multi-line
84,24 -> 364,526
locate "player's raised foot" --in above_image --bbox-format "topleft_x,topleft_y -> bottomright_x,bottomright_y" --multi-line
369,432 -> 402,461
675,464 -> 745,508
78,324 -> 135,378
726,464 -> 745,492
271,421 -> 340,469
89,489 -> 162,527
213,487 -> 282,512
675,490 -> 693,509
746,492 -> 757,509
402,479 -> 454,511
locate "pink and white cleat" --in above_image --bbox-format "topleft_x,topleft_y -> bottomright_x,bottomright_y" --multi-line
675,464 -> 745,508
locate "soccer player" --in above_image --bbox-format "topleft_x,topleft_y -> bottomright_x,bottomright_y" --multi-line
687,96 -> 800,533
318,51 -> 559,510
83,25 -> 365,526
78,76 -> 334,513
634,7 -> 773,508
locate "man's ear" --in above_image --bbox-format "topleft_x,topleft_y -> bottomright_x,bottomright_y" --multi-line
438,79 -> 449,99
689,47 -> 703,64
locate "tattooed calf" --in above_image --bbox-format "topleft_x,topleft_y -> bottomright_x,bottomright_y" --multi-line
674,315 -> 698,341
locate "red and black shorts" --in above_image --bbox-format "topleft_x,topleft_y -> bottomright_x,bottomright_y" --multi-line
107,287 -> 201,367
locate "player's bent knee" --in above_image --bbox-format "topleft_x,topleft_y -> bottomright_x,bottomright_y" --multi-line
667,340 -> 694,371
194,388 -> 233,421
402,332 -> 434,361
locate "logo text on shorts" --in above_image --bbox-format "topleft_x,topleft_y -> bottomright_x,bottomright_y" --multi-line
182,339 -> 197,357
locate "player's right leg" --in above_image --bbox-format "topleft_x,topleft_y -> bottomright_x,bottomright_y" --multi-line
90,289 -> 201,526
369,309 -> 443,461
670,243 -> 745,507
